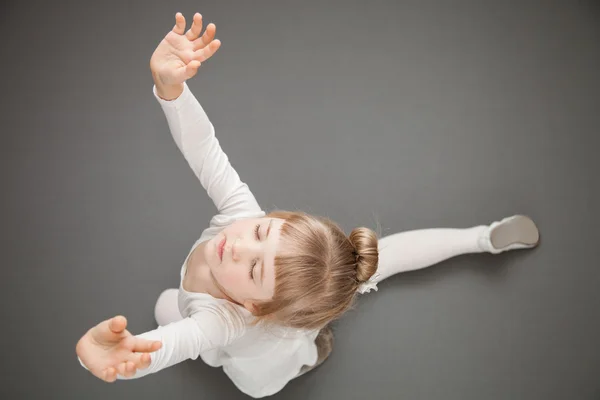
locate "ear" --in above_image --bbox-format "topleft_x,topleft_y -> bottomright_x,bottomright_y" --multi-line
243,301 -> 258,315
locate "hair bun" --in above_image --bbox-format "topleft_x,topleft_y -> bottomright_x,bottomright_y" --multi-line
349,227 -> 379,283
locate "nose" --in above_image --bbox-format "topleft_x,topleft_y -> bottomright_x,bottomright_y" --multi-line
231,237 -> 261,262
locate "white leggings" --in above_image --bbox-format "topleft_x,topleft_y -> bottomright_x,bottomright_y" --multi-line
155,225 -> 489,326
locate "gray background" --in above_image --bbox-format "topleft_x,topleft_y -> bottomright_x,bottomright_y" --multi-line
1,0 -> 599,399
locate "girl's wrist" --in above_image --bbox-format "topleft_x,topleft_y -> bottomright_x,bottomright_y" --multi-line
152,72 -> 184,101
155,81 -> 184,101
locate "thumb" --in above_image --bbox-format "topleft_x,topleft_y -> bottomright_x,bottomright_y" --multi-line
183,61 -> 201,80
108,315 -> 127,334
172,61 -> 200,84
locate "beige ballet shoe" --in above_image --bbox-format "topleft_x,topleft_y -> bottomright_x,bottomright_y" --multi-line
479,215 -> 540,254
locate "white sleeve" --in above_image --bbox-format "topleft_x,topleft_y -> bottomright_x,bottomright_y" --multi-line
152,82 -> 263,218
78,303 -> 246,380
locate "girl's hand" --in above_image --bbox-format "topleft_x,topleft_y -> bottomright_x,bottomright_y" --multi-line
76,315 -> 162,383
150,12 -> 222,86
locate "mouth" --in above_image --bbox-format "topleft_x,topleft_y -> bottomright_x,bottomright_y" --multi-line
218,237 -> 226,261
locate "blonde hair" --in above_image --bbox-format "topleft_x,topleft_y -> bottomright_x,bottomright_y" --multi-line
252,210 -> 379,331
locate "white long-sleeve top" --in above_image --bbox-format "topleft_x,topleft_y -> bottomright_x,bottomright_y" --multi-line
80,82 -> 319,398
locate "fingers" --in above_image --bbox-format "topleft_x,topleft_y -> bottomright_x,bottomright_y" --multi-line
102,367 -> 117,383
114,354 -> 153,378
185,13 -> 203,41
172,12 -> 186,35
193,39 -> 221,63
98,343 -> 156,382
130,337 -> 162,353
113,355 -> 150,378
116,361 -> 137,378
138,353 -> 152,369
129,352 -> 152,370
181,62 -> 201,81
192,23 -> 216,52
108,316 -> 127,334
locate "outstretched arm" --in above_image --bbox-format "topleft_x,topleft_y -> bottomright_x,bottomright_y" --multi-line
76,303 -> 245,382
150,12 -> 263,218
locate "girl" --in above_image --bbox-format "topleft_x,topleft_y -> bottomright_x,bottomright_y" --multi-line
76,12 -> 540,398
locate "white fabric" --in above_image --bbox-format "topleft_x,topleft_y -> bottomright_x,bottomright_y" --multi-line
154,289 -> 181,326
78,81 -> 500,398
112,82 -> 318,398
357,272 -> 381,294
375,226 -> 488,281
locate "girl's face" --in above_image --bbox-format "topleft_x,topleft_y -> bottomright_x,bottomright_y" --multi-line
203,217 -> 285,310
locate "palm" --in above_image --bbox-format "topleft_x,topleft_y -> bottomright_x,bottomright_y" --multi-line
81,328 -> 131,369
150,12 -> 221,86
76,316 -> 162,382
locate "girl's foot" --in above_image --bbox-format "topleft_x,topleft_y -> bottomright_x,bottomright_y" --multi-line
479,215 -> 540,254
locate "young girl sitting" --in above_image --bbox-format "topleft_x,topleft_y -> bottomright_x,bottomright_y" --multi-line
76,12 -> 540,399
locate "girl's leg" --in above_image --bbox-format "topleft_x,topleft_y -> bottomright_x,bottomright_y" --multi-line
154,288 -> 184,326
296,325 -> 333,377
375,215 -> 539,283
376,226 -> 487,282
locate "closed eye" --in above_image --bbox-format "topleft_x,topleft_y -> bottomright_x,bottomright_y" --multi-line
250,223 -> 261,280
249,259 -> 256,279
254,224 -> 261,240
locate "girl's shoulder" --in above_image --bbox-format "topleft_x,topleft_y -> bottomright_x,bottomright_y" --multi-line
183,290 -> 252,323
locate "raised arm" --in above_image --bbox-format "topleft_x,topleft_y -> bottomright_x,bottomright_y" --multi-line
150,12 -> 263,217
152,81 -> 263,217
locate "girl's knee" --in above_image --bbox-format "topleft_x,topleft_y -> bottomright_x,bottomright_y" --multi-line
154,288 -> 182,326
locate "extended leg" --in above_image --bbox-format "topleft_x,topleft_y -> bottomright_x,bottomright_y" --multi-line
375,215 -> 539,283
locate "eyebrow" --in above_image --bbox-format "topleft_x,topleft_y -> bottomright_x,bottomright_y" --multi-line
260,219 -> 274,286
